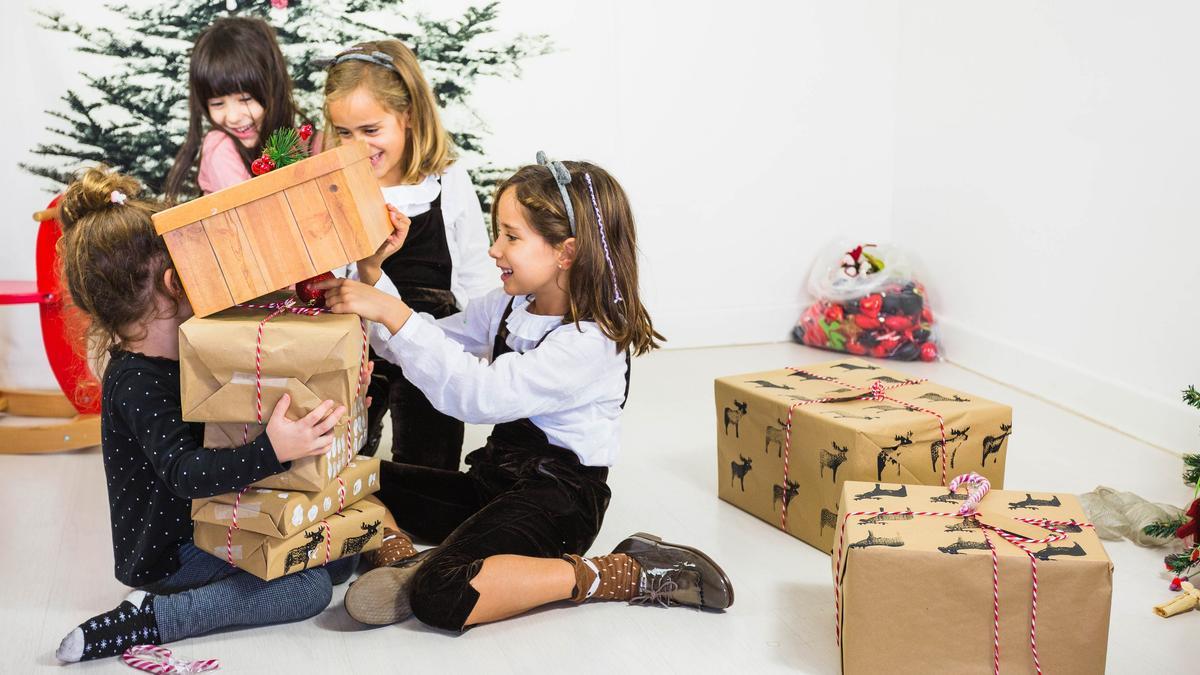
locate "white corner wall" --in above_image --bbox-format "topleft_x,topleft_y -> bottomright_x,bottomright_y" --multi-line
891,1 -> 1200,453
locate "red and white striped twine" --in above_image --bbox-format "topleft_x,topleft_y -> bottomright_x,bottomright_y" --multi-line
778,368 -> 948,531
831,475 -> 1092,675
224,486 -> 249,567
122,645 -> 219,673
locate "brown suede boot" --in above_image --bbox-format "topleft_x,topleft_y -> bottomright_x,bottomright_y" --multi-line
363,527 -> 417,568
563,553 -> 642,602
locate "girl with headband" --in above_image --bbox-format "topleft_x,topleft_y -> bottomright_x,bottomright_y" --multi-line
315,153 -> 735,631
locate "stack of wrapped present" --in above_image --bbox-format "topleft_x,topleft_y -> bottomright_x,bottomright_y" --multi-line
180,291 -> 384,580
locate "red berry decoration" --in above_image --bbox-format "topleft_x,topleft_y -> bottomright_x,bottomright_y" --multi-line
296,271 -> 335,307
824,303 -> 844,322
859,294 -> 883,317
883,315 -> 914,332
854,313 -> 881,330
919,341 -> 938,362
299,124 -> 314,142
251,157 -> 270,175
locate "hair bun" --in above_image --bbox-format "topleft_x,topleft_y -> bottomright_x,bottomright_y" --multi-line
59,166 -> 143,230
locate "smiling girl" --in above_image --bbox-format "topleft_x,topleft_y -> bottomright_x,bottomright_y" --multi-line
164,17 -> 304,199
320,40 -> 496,470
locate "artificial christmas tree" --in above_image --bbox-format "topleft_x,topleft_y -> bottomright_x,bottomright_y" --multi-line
24,0 -> 547,209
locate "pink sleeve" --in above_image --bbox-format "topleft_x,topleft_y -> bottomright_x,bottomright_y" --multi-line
197,130 -> 252,194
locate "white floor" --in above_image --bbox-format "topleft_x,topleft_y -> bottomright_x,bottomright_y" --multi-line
1,341 -> 1195,674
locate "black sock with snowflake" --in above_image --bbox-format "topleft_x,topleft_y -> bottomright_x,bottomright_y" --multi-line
56,593 -> 160,662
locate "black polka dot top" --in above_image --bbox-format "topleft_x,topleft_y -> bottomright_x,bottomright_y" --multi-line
100,349 -> 286,586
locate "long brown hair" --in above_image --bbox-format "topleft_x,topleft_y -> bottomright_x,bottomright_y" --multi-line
164,17 -> 301,200
321,40 -> 455,183
58,167 -> 177,363
493,161 -> 663,356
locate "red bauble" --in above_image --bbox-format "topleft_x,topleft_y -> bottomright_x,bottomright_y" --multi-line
296,271 -> 335,306
251,157 -> 269,175
870,344 -> 890,358
824,303 -> 845,322
1170,577 -> 1183,592
299,124 -> 314,142
883,315 -> 914,332
854,313 -> 881,330
859,294 -> 883,316
919,341 -> 938,362
846,340 -> 867,355
921,307 -> 934,323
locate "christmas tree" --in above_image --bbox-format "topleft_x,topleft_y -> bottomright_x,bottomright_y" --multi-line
22,0 -> 548,208
1144,385 -> 1200,589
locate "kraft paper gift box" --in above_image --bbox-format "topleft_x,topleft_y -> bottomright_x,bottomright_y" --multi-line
194,495 -> 387,581
192,457 -> 380,538
203,395 -> 367,492
715,357 -> 1011,552
833,480 -> 1113,674
179,291 -> 366,424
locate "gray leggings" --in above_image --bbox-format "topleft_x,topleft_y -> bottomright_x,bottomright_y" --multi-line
141,542 -> 356,643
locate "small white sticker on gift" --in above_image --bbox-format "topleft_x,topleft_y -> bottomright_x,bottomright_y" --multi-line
353,479 -> 362,495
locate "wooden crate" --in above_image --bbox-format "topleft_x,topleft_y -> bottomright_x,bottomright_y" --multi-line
153,141 -> 390,317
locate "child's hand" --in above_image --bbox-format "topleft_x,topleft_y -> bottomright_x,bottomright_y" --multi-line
357,204 -> 410,285
313,277 -> 412,332
265,393 -> 348,463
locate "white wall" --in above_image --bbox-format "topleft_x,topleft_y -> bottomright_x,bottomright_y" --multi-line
891,1 -> 1200,453
2,1 -> 1195,453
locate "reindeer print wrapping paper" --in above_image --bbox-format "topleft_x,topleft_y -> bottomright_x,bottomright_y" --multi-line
715,358 -> 1011,553
179,293 -> 366,424
204,396 -> 368,492
192,457 -> 380,538
193,495 -> 386,581
833,481 -> 1112,675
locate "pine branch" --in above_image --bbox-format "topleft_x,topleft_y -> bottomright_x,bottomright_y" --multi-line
1144,518 -> 1187,539
1164,546 -> 1200,576
1184,453 -> 1200,487
1185,385 -> 1200,410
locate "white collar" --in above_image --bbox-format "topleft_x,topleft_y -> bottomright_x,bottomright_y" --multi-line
380,174 -> 441,206
505,294 -> 564,341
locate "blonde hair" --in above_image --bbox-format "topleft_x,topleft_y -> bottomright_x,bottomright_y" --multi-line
492,161 -> 664,356
321,40 -> 455,183
58,167 -> 177,364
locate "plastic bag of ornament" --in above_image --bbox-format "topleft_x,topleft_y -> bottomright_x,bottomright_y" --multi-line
792,241 -> 942,361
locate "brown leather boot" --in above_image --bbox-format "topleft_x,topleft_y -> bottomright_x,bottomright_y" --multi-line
611,532 -> 734,610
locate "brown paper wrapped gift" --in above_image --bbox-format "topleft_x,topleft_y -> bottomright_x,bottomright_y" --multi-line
194,495 -> 387,581
833,480 -> 1112,674
179,292 -> 366,423
204,396 -> 367,492
192,457 -> 380,538
714,357 -> 1011,553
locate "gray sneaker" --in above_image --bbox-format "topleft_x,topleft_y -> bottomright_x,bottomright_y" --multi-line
611,532 -> 734,610
344,549 -> 431,625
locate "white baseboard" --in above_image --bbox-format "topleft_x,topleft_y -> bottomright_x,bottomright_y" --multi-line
939,316 -> 1198,456
653,302 -> 804,350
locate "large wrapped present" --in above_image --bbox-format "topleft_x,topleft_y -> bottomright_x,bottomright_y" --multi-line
153,141 -> 390,317
833,478 -> 1112,674
194,495 -> 387,581
714,357 -> 1010,552
179,292 -> 367,424
192,457 -> 380,538
204,395 -> 367,492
